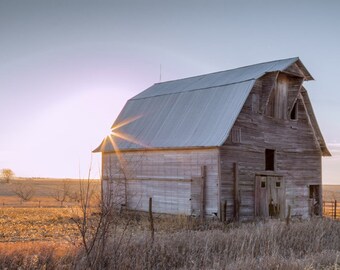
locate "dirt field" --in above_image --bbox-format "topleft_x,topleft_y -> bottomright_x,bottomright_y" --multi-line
323,185 -> 340,201
0,177 -> 100,207
0,208 -> 78,243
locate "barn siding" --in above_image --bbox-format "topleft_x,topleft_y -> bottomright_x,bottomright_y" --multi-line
102,149 -> 219,216
220,74 -> 322,220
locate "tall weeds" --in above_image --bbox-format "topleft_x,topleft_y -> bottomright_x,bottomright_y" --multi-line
0,242 -> 75,269
0,218 -> 339,269
74,218 -> 340,270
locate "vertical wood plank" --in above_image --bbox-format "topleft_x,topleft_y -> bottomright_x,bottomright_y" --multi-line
286,205 -> 291,225
219,201 -> 223,222
254,176 -> 261,217
223,200 -> 227,222
319,184 -> 323,217
200,165 -> 206,221
234,162 -> 239,221
149,197 -> 154,241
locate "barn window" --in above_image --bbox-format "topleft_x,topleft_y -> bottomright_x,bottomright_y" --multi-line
290,101 -> 298,120
265,149 -> 275,171
276,181 -> 281,188
261,180 -> 266,188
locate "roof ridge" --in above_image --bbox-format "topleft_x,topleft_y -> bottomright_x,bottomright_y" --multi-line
152,57 -> 299,86
131,79 -> 256,101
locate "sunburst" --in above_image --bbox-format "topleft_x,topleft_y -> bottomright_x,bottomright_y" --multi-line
102,115 -> 147,174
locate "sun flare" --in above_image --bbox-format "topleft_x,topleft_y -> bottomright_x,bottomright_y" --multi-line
101,115 -> 147,169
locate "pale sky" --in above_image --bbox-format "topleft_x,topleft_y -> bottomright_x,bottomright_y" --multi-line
0,0 -> 339,183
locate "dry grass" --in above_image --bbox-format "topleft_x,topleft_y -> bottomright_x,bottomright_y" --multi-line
0,242 -> 76,269
0,207 -> 340,269
73,217 -> 340,270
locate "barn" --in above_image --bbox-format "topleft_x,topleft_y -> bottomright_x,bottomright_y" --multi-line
94,57 -> 330,221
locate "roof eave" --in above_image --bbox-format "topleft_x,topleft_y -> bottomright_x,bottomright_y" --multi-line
321,147 -> 332,157
98,145 -> 219,154
300,87 -> 330,157
295,58 -> 314,81
92,138 -> 106,153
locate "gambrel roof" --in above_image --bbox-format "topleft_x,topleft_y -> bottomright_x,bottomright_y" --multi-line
94,57 -> 330,156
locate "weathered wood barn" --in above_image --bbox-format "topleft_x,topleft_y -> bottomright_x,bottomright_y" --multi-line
94,57 -> 330,220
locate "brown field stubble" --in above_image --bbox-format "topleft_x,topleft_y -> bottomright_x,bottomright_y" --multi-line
0,208 -> 79,242
1,208 -> 340,269
0,183 -> 339,269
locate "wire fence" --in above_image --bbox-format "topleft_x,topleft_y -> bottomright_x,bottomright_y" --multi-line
323,200 -> 339,220
1,197 -> 339,219
0,199 -> 79,208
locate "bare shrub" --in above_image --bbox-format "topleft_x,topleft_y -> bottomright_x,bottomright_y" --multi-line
12,183 -> 35,201
68,190 -> 81,202
70,163 -> 131,270
68,152 -> 146,269
50,180 -> 71,206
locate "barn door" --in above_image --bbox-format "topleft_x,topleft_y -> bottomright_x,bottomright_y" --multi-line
255,176 -> 269,217
255,176 -> 285,218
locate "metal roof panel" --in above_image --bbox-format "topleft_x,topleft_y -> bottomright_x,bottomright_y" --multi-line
99,80 -> 255,152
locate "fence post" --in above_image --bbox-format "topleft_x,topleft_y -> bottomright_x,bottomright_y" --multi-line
323,201 -> 325,216
200,165 -> 206,222
286,205 -> 291,226
149,197 -> 154,242
335,200 -> 337,220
